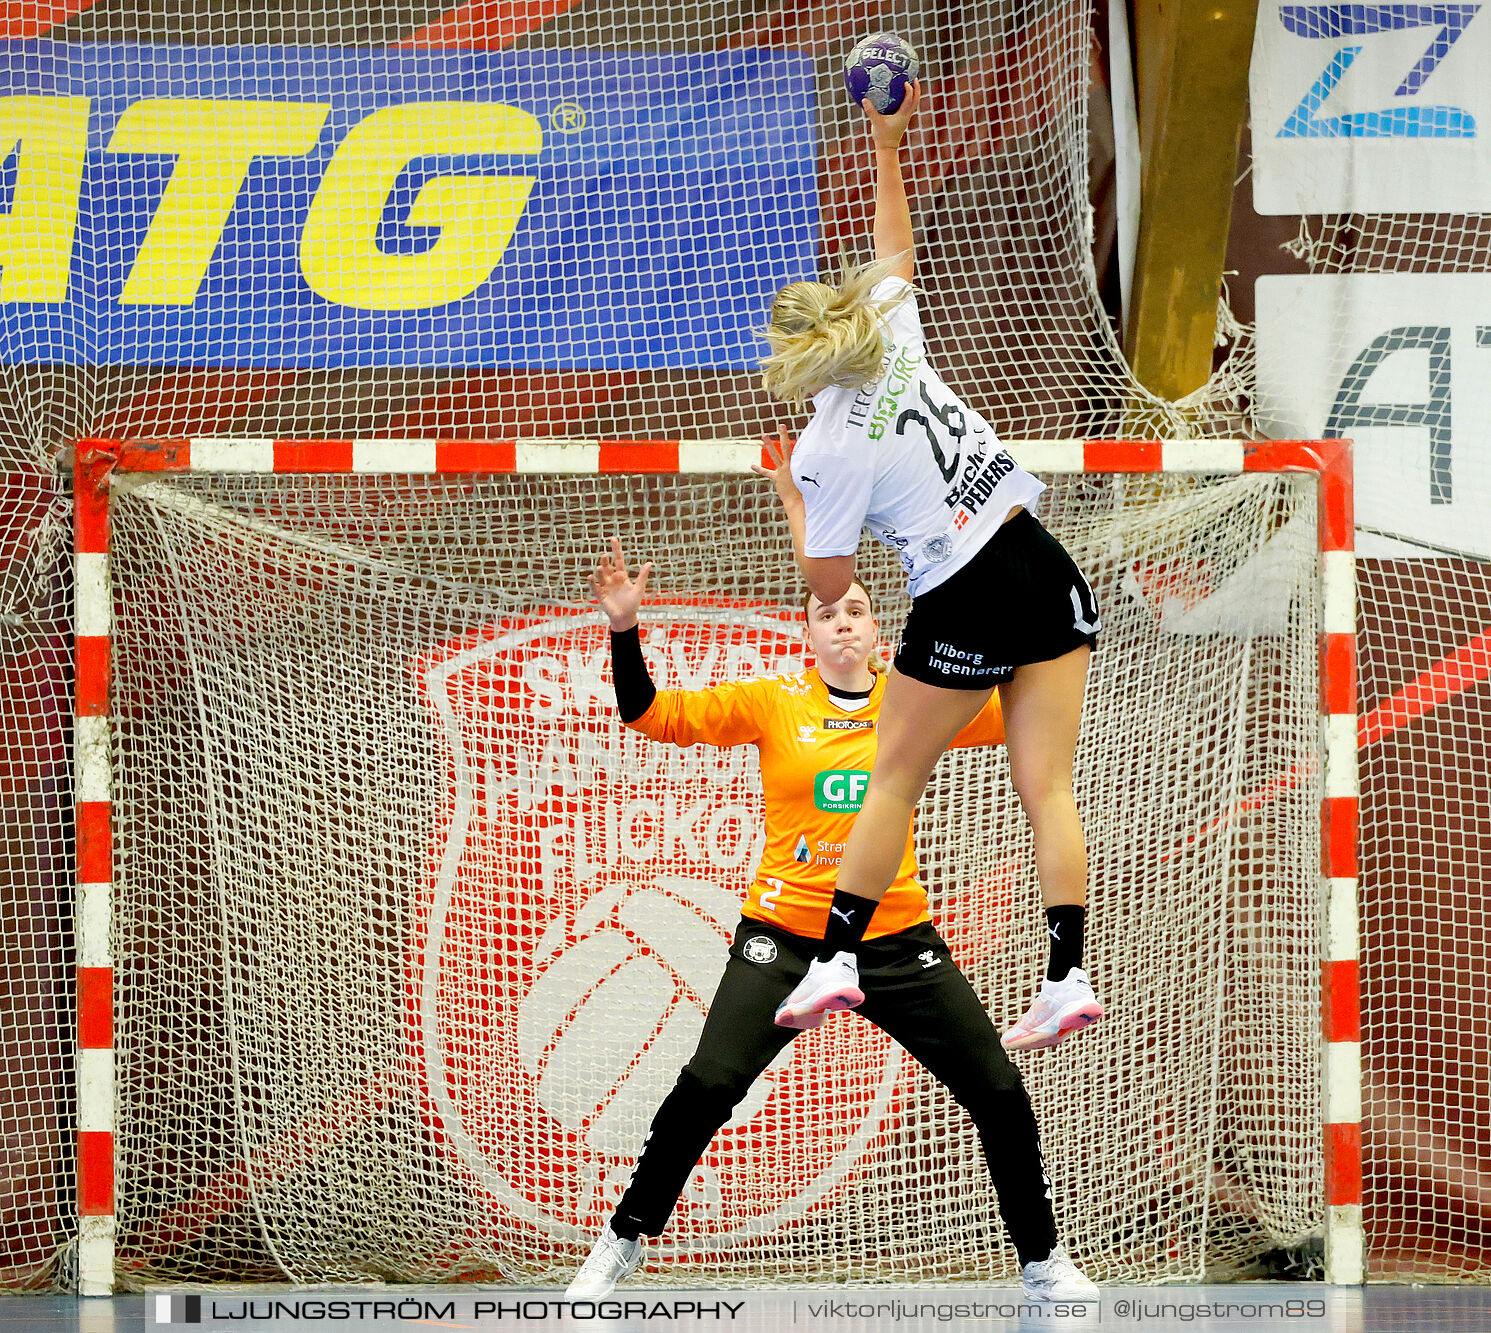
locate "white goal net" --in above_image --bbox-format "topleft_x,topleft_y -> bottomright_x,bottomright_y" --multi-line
5,0 -> 1482,1293
104,462 -> 1322,1287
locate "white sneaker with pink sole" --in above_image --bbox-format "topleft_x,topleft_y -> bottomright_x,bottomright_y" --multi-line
1000,967 -> 1104,1052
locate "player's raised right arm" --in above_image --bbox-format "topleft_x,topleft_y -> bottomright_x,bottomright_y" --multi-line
591,537 -> 659,724
589,538 -> 766,746
590,535 -> 652,634
864,79 -> 920,282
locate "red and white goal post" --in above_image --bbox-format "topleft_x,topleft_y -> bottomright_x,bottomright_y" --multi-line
72,436 -> 1357,1294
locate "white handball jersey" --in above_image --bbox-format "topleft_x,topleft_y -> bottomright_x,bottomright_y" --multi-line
791,276 -> 1046,598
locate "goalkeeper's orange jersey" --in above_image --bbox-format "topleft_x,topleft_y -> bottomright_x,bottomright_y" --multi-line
628,667 -> 1004,940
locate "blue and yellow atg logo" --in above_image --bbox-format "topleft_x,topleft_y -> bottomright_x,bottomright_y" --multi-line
6,94 -> 541,310
0,44 -> 817,366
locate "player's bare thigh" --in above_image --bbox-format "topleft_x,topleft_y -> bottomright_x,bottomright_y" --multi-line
998,644 -> 1090,791
865,667 -> 994,802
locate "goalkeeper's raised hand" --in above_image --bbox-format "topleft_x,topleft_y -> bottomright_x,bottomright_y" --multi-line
589,536 -> 653,632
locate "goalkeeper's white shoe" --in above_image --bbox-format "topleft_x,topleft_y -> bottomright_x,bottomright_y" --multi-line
566,1226 -> 643,1298
1021,1245 -> 1098,1302
773,951 -> 864,1029
1000,967 -> 1104,1052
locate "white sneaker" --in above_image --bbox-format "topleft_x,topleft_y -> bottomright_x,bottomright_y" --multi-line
1001,967 -> 1104,1052
566,1225 -> 643,1298
1021,1244 -> 1098,1302
773,951 -> 864,1028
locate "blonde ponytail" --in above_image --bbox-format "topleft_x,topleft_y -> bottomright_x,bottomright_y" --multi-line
759,253 -> 913,406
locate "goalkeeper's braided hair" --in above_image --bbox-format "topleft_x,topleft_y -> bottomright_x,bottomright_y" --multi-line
759,253 -> 913,407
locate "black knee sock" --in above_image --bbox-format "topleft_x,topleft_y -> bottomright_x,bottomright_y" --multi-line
1044,904 -> 1085,981
819,888 -> 874,961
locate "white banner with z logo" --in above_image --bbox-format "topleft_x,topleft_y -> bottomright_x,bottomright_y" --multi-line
1251,0 -> 1491,212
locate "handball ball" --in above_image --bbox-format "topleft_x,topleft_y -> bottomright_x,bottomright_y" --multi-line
843,34 -> 919,114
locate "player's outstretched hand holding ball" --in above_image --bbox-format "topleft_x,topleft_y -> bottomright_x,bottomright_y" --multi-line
861,77 -> 920,151
843,33 -> 920,113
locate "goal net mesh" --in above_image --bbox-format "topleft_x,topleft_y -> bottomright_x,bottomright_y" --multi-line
1271,215 -> 1491,1285
105,467 -> 1321,1287
0,0 -> 1482,1291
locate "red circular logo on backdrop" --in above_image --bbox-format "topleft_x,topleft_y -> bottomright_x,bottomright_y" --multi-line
407,605 -> 906,1257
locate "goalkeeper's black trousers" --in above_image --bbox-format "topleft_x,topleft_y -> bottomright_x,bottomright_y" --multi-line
609,917 -> 1060,1268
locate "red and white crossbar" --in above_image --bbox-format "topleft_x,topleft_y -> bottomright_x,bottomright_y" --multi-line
81,435 -> 1309,476
71,436 -> 1358,1291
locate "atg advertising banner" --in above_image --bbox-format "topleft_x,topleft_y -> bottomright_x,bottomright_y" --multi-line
0,44 -> 818,367
1256,273 -> 1491,559
1250,2 -> 1491,213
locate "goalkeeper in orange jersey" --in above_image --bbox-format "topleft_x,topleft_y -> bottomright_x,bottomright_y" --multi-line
756,81 -> 1103,1055
566,537 -> 1096,1304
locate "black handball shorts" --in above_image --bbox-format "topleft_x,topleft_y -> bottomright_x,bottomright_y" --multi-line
895,510 -> 1100,689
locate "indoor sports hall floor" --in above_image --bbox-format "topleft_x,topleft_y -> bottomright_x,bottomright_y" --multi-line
7,1284 -> 1491,1332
